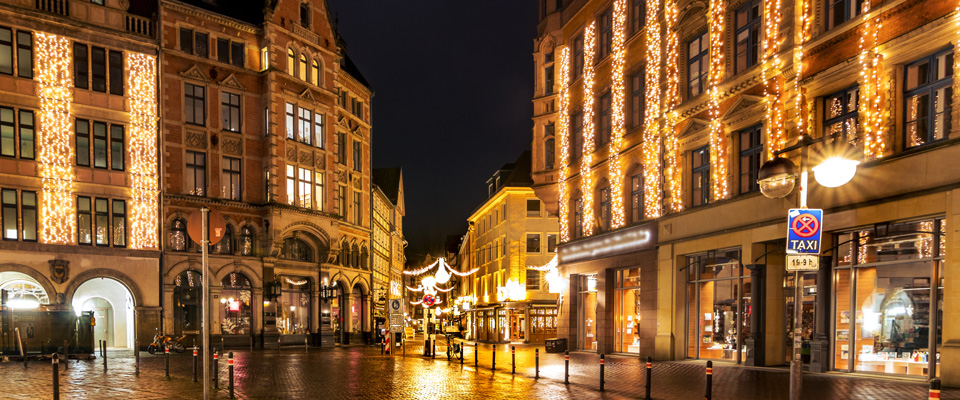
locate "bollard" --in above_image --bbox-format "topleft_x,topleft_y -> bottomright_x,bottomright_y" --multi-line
192,346 -> 198,382
930,378 -> 941,400
599,354 -> 605,391
52,353 -> 60,400
447,341 -> 451,361
278,337 -> 281,353
63,340 -> 69,370
706,360 -> 713,400
432,338 -> 436,359
135,340 -> 140,375
564,350 -> 570,384
305,337 -> 308,354
535,348 -> 540,379
474,343 -> 478,367
492,344 -> 496,371
381,338 -> 385,355
228,352 -> 235,399
460,341 -> 463,365
511,346 -> 516,374
213,351 -> 220,390
644,356 -> 652,400
102,340 -> 107,372
164,346 -> 170,377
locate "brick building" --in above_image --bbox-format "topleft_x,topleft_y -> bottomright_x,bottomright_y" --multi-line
533,0 -> 960,384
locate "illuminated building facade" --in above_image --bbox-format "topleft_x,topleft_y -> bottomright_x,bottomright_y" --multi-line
159,0 -> 374,347
535,0 -> 960,383
372,168 -> 406,335
459,151 -> 560,344
0,0 -> 160,350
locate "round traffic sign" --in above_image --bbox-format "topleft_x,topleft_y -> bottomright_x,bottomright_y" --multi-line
791,213 -> 820,238
422,295 -> 436,307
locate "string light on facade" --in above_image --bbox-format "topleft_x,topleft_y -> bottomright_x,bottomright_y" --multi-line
642,0 -> 662,219
609,0 -> 628,227
793,0 -> 812,138
557,47 -> 572,242
580,22 -> 597,237
127,53 -> 159,249
662,0 -> 683,212
35,33 -> 75,245
707,0 -> 729,201
859,1 -> 886,160
762,0 -> 786,159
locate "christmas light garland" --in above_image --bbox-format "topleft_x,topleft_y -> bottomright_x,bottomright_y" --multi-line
858,1 -> 886,159
580,22 -> 597,236
793,0 -> 812,138
558,47 -> 572,242
762,0 -> 786,159
662,0 -> 683,212
127,53 -> 159,249
609,0 -> 628,227
35,33 -> 75,245
642,0 -> 662,219
707,0 -> 729,201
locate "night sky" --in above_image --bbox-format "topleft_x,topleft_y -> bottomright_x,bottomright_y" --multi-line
329,1 -> 540,260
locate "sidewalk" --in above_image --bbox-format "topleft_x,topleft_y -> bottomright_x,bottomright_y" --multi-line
403,339 -> 960,400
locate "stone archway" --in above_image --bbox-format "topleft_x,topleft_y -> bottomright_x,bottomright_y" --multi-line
72,277 -> 136,349
0,263 -> 57,305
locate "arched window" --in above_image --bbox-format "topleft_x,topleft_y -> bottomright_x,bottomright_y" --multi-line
340,241 -> 350,266
170,218 -> 187,251
214,225 -> 234,254
239,226 -> 254,256
360,246 -> 369,270
282,237 -> 313,262
287,48 -> 296,76
351,243 -> 360,268
174,270 -> 202,334
311,59 -> 319,85
221,272 -> 252,335
299,54 -> 308,81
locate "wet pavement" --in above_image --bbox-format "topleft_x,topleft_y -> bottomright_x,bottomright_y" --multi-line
0,338 -> 957,399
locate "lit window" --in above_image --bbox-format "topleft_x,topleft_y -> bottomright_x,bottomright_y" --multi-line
687,32 -> 709,98
691,146 -> 710,207
904,48 -> 953,148
734,0 -> 762,73
738,125 -> 762,194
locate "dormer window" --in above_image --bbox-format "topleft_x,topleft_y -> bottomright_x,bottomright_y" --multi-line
300,3 -> 311,28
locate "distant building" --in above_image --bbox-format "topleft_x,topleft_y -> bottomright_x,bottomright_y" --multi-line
372,167 -> 405,332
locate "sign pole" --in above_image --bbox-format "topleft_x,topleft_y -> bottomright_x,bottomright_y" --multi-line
202,208 -> 210,400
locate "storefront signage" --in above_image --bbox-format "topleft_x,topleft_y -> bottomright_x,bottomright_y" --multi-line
786,254 -> 819,271
786,208 -> 822,254
559,222 -> 656,264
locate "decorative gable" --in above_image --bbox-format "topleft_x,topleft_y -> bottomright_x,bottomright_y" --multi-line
179,65 -> 209,83
219,73 -> 246,91
299,88 -> 317,105
721,95 -> 764,127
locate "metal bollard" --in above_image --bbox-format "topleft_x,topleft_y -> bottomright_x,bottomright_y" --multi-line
645,356 -> 652,400
102,340 -> 107,372
213,350 -> 220,390
535,348 -> 540,379
564,350 -> 569,384
511,346 -> 516,374
52,353 -> 60,400
432,338 -> 436,359
492,344 -> 496,371
192,346 -> 198,382
135,340 -> 139,375
278,337 -> 281,353
164,347 -> 170,377
447,341 -> 451,361
474,343 -> 478,367
381,338 -> 384,355
305,337 -> 308,353
63,340 -> 69,370
228,352 -> 235,399
460,341 -> 463,365
930,378 -> 941,400
706,360 -> 713,400
599,354 -> 605,391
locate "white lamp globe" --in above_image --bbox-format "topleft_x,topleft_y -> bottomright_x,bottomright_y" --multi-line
812,157 -> 860,188
435,264 -> 451,284
421,275 -> 437,289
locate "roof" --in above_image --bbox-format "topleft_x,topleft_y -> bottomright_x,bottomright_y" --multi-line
176,0 -> 266,26
501,151 -> 533,187
340,51 -> 371,89
372,167 -> 402,205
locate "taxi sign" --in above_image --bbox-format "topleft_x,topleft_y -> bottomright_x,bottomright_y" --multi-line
787,208 -> 822,254
786,254 -> 820,271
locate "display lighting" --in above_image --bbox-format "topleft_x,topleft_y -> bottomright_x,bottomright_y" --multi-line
127,53 -> 160,249
793,0 -> 813,138
642,0 -> 662,219
497,279 -> 527,302
35,33 -> 75,245
580,22 -> 597,237
858,1 -> 886,160
557,47 -> 572,242
662,0 -> 683,212
609,0 -> 628,227
707,0 -> 729,201
762,0 -> 786,160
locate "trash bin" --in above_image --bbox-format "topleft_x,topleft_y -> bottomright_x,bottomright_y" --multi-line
545,338 -> 567,353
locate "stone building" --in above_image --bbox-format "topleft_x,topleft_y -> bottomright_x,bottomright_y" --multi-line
533,0 -> 960,384
372,167 -> 405,334
0,0 -> 160,351
158,0 -> 374,347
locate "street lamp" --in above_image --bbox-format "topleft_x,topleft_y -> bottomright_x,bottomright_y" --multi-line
757,134 -> 860,400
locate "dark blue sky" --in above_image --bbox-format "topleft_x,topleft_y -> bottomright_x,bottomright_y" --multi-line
329,1 -> 539,259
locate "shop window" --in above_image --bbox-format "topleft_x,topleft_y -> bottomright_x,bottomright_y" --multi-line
278,276 -> 311,334
221,272 -> 252,335
615,267 -> 643,353
687,32 -> 709,98
734,0 -> 761,74
691,146 -> 710,207
685,249 -> 749,362
174,270 -> 202,334
823,86 -> 860,144
738,125 -> 762,194
904,48 -> 953,149
578,275 -> 598,350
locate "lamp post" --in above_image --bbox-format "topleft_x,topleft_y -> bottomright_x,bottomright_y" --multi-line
757,135 -> 859,400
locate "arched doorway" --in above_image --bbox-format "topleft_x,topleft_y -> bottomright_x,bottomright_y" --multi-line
220,272 -> 252,335
72,278 -> 135,349
0,271 -> 49,309
173,270 -> 202,335
351,282 -> 366,344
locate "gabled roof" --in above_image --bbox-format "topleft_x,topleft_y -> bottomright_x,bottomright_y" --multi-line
176,0 -> 266,25
340,51 -> 371,89
372,167 -> 402,205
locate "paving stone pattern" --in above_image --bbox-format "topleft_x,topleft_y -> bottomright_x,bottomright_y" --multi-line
0,340 -> 956,399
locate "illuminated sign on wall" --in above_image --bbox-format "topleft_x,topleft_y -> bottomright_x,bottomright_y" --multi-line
558,222 -> 656,264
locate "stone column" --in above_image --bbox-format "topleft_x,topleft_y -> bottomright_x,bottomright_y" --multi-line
744,264 -> 765,366
940,188 -> 959,386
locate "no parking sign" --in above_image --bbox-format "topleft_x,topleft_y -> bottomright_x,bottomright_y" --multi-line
787,208 -> 823,254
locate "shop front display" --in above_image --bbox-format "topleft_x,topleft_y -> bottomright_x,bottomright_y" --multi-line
529,307 -> 558,343
578,275 -> 598,351
685,249 -> 751,363
220,272 -> 253,335
833,218 -> 945,377
174,270 -> 202,335
277,275 -> 311,334
615,267 -> 642,353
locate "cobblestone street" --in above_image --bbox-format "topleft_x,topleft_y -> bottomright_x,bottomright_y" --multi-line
1,339 -> 958,399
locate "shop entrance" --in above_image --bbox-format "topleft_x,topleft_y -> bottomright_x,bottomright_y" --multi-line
577,275 -> 598,351
72,277 -> 135,349
507,311 -> 525,342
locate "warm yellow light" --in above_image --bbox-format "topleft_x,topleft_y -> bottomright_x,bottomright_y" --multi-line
127,53 -> 159,249
707,0 -> 729,201
762,0 -> 786,160
35,33 -> 75,245
858,2 -> 886,160
642,0 -> 662,219
558,46 -> 571,242
609,0 -> 628,227
663,0 -> 683,212
580,22 -> 597,237
793,0 -> 812,138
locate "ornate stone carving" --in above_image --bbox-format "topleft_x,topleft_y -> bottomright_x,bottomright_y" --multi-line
299,88 -> 317,104
222,136 -> 242,156
336,169 -> 347,183
179,65 -> 209,83
286,146 -> 297,161
299,151 -> 313,165
185,130 -> 207,149
314,153 -> 325,168
49,259 -> 69,284
219,74 -> 246,91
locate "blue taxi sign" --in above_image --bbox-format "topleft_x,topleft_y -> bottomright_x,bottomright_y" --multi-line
787,208 -> 823,254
